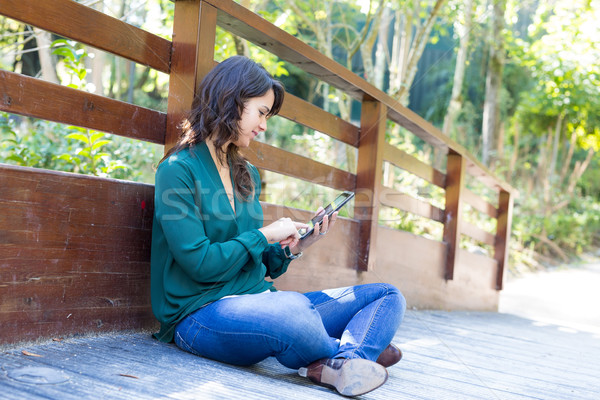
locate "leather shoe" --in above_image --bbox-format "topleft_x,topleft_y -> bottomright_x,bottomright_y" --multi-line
298,358 -> 388,397
376,343 -> 403,368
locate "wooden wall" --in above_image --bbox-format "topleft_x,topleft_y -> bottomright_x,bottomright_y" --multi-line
0,165 -> 157,345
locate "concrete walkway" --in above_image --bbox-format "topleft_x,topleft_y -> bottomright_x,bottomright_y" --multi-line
499,258 -> 600,334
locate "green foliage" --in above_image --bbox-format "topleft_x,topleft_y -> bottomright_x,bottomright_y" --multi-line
1,114 -> 68,168
511,1 -> 600,149
55,127 -> 123,176
579,156 -> 600,198
513,195 -> 600,257
47,39 -> 124,177
1,32 -> 162,183
52,39 -> 88,88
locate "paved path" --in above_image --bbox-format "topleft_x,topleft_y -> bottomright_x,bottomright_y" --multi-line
499,260 -> 600,334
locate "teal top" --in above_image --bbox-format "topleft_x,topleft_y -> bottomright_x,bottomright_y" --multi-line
150,143 -> 292,342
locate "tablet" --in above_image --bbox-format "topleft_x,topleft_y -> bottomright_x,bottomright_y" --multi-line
299,191 -> 355,239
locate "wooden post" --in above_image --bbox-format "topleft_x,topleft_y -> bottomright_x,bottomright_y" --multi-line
165,0 -> 217,152
494,189 -> 513,290
443,150 -> 465,280
354,99 -> 387,271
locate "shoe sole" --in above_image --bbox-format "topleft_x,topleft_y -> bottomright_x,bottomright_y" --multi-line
320,359 -> 388,397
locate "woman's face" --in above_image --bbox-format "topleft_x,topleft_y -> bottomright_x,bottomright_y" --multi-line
234,89 -> 275,148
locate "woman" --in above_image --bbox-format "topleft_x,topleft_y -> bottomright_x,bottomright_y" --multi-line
151,56 -> 406,397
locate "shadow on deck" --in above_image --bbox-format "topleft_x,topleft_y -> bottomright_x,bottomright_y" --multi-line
2,310 -> 599,400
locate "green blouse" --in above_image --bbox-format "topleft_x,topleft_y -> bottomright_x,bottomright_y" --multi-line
150,142 -> 292,342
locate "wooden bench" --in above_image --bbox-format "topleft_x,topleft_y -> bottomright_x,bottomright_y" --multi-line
0,0 -> 515,347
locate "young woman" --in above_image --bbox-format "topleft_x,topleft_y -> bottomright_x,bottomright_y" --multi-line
151,56 -> 406,397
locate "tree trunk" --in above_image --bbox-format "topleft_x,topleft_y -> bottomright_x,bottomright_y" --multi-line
437,0 -> 473,172
33,28 -> 59,84
548,113 -> 564,182
442,0 -> 473,138
394,0 -> 447,105
481,0 -> 506,166
508,119 -> 519,180
374,7 -> 392,90
360,2 -> 386,85
389,9 -> 409,103
558,131 -> 577,185
538,130 -> 553,215
566,148 -> 595,195
495,121 -> 505,169
88,0 -> 106,95
18,26 -> 41,77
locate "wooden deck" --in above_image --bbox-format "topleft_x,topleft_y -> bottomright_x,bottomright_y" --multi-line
2,310 -> 599,400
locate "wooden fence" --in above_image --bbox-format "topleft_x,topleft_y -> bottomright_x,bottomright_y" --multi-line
0,0 -> 514,345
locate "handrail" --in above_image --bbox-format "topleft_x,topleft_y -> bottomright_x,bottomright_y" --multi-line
382,144 -> 446,188
0,70 -> 165,144
0,0 -> 171,73
280,93 -> 360,147
244,142 -> 356,191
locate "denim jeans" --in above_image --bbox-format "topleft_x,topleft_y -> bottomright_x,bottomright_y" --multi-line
174,283 -> 406,369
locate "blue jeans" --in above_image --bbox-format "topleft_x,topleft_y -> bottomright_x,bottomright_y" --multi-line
174,283 -> 406,370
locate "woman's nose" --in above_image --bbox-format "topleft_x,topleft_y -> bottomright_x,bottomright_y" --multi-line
259,117 -> 267,131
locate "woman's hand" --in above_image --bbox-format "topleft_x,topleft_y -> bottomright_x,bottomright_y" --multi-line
259,218 -> 307,249
288,207 -> 338,255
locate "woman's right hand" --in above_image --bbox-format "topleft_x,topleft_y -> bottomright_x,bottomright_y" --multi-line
259,218 -> 308,248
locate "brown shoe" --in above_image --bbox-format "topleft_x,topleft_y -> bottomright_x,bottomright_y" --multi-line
376,343 -> 403,368
298,358 -> 388,397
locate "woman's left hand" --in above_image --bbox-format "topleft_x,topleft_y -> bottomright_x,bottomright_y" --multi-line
285,207 -> 338,255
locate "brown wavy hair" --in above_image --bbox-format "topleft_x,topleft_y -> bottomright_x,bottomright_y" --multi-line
161,56 -> 284,200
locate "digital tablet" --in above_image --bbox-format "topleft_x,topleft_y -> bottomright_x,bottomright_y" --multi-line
299,191 -> 355,239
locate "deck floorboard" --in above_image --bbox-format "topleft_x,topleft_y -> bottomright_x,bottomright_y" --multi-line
2,310 -> 599,400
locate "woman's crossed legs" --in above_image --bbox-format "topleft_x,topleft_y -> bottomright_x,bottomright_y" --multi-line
174,283 -> 405,369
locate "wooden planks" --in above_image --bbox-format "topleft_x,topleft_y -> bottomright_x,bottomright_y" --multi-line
462,221 -> 496,246
465,157 -> 517,196
463,187 -> 497,218
1,311 -> 599,399
379,186 -> 444,223
354,100 -> 387,271
442,151 -> 465,281
0,70 -> 166,144
382,143 -> 446,188
0,165 -> 156,345
494,190 -> 513,290
0,0 -> 171,73
280,93 -> 360,147
243,141 -> 356,191
165,0 -> 218,150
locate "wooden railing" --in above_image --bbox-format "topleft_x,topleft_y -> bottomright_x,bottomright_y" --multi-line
0,0 -> 514,289
163,0 -> 515,286
0,0 -> 516,345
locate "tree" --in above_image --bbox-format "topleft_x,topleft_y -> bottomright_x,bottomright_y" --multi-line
515,0 -> 599,205
481,0 -> 507,166
388,0 -> 449,106
507,0 -> 600,260
442,0 -> 474,138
